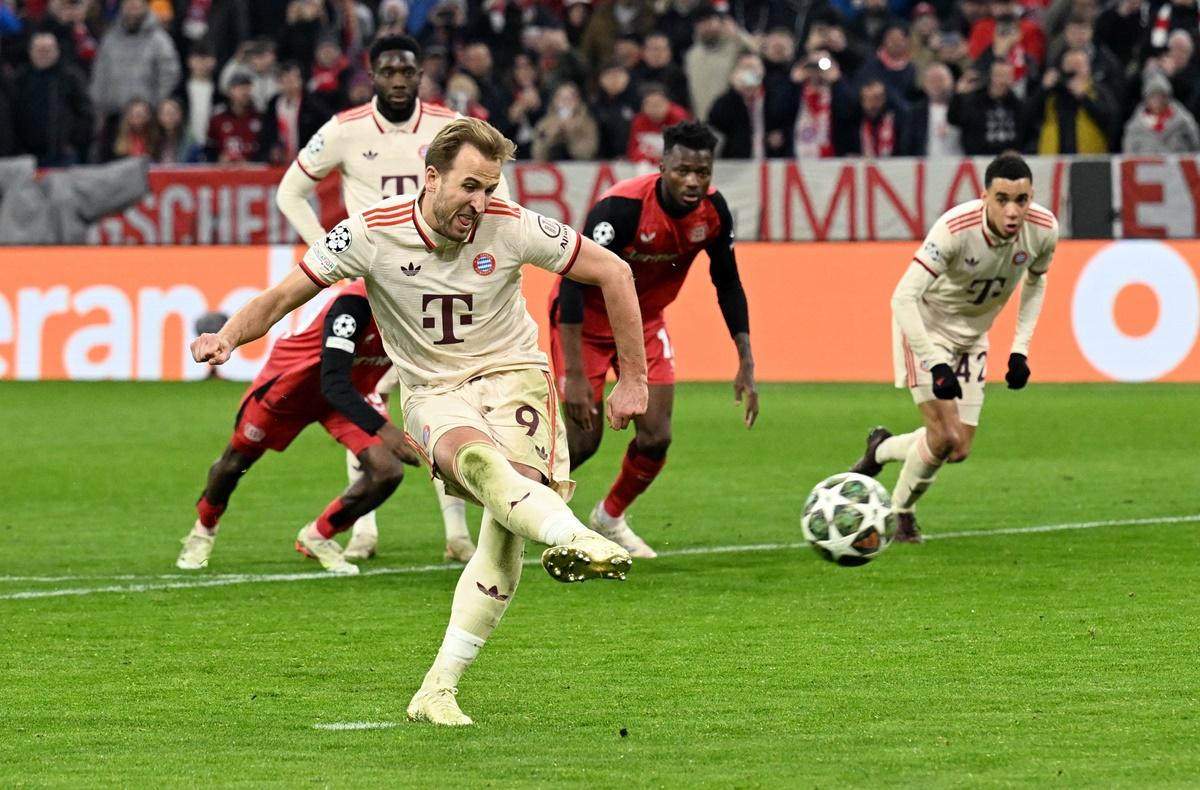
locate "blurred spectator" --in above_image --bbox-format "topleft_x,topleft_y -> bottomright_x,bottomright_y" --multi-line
308,34 -> 353,109
1156,29 -> 1200,108
277,0 -> 325,67
345,69 -> 373,106
562,0 -> 593,48
443,72 -> 489,119
948,0 -> 990,37
1094,0 -> 1144,67
466,0 -> 525,66
0,85 -> 14,157
496,50 -> 545,158
1123,70 -> 1200,153
422,43 -> 449,84
858,22 -> 921,105
1030,48 -> 1117,153
805,14 -> 863,78
532,26 -> 588,94
579,0 -> 656,74
759,27 -> 794,95
949,60 -> 1028,154
378,0 -> 410,37
973,12 -> 1041,100
685,4 -> 749,123
89,0 -> 181,124
847,0 -> 899,63
12,31 -> 93,166
613,32 -> 644,71
592,60 -> 639,159
205,72 -> 261,162
532,81 -> 599,161
908,3 -> 941,78
457,41 -> 505,121
834,76 -> 913,156
903,61 -> 963,156
39,0 -> 99,72
627,82 -> 690,163
327,0 -> 375,59
152,96 -> 203,163
787,50 -> 844,159
109,97 -> 161,159
633,31 -> 689,108
707,51 -> 766,158
968,0 -> 1046,67
177,40 -> 219,153
934,29 -> 974,78
259,60 -> 328,164
1048,15 -> 1123,101
420,1 -> 468,55
219,38 -> 279,113
659,0 -> 703,60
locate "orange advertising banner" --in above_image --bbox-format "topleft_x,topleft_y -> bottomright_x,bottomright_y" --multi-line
1,241 -> 1197,382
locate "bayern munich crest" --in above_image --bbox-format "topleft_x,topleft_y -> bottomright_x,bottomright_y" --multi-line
1013,251 -> 1029,266
418,144 -> 429,159
472,252 -> 497,276
325,224 -> 352,254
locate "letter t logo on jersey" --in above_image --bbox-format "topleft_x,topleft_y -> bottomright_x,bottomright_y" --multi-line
421,294 -> 474,345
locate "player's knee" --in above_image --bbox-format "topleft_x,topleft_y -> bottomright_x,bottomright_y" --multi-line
636,431 -> 671,459
948,438 -> 973,464
361,450 -> 405,489
925,427 -> 958,461
214,448 -> 254,478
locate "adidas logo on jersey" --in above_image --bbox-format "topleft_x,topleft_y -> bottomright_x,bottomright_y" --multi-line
965,256 -> 980,267
362,150 -> 378,160
402,262 -> 421,276
534,445 -> 548,460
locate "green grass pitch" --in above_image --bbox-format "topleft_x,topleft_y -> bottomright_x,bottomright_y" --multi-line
1,381 -> 1198,788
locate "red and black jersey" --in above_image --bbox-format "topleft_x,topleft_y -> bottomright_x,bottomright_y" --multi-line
552,172 -> 749,338
246,280 -> 392,433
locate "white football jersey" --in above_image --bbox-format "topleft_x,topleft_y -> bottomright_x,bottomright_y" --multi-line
300,194 -> 581,393
296,97 -> 469,215
910,199 -> 1058,348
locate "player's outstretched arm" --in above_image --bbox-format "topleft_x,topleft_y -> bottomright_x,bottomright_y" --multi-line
191,267 -> 322,366
276,162 -> 328,247
555,280 -> 599,431
1007,270 -> 1048,389
564,238 -> 647,430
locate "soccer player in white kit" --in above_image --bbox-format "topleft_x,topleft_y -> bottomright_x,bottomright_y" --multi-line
850,153 -> 1058,542
276,34 -> 495,563
192,119 -> 648,726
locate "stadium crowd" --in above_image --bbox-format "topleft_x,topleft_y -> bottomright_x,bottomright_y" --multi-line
0,0 -> 1198,168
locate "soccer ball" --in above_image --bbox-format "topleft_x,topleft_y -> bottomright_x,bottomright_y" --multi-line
800,473 -> 897,566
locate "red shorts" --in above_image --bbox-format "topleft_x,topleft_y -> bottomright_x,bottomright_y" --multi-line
229,390 -> 386,458
550,318 -> 675,401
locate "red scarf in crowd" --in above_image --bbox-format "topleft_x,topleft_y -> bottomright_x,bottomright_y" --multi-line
860,112 -> 896,157
796,83 -> 833,158
1143,104 -> 1175,134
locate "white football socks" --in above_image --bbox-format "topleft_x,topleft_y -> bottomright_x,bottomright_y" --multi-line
875,428 -> 923,465
434,477 -> 471,543
892,432 -> 943,512
425,510 -> 524,688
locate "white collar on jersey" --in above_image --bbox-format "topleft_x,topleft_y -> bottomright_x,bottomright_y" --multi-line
411,189 -> 444,251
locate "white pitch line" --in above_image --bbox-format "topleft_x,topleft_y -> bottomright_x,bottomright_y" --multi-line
1,513 -> 1197,602
312,722 -> 399,731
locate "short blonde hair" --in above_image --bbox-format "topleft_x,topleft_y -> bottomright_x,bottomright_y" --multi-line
425,117 -> 516,173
